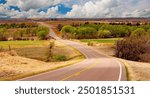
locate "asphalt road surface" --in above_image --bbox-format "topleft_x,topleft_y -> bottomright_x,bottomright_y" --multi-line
19,23 -> 126,81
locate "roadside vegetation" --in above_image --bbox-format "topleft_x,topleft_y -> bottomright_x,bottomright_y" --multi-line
80,38 -> 121,43
116,29 -> 150,62
0,39 -> 84,80
60,22 -> 150,63
0,22 -> 83,62
0,40 -> 84,80
59,22 -> 150,81
0,40 -> 83,62
1,21 -> 150,81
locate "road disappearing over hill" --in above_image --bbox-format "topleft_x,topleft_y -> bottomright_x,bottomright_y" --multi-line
19,22 -> 126,81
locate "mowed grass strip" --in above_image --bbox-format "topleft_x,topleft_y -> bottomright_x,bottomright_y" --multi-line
80,38 -> 122,44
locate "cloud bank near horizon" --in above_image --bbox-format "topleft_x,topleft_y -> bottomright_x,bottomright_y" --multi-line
0,0 -> 150,18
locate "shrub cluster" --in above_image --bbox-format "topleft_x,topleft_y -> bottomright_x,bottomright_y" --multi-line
13,28 -> 37,40
115,30 -> 150,62
61,25 -> 76,39
0,28 -> 7,41
53,55 -> 67,61
98,30 -> 111,38
36,26 -> 49,40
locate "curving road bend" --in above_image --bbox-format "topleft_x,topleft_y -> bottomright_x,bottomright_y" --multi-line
18,22 -> 126,81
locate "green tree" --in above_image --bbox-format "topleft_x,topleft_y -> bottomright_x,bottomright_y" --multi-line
82,24 -> 100,31
98,29 -> 111,38
37,31 -> 48,40
116,35 -> 150,62
36,26 -> 49,40
131,28 -> 146,37
99,25 -> 129,37
61,25 -> 76,38
140,25 -> 150,31
114,25 -> 129,37
76,27 -> 97,39
0,28 -> 7,41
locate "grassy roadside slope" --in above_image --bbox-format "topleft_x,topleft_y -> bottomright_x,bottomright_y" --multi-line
120,59 -> 150,81
0,40 -> 84,80
0,40 -> 83,61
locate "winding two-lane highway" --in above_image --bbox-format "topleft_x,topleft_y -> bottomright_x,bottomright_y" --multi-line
19,22 -> 126,81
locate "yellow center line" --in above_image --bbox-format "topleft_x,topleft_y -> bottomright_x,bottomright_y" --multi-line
61,61 -> 99,81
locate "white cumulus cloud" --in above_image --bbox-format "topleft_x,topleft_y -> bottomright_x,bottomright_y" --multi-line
0,4 -> 60,18
6,0 -> 71,11
66,0 -> 119,18
66,0 -> 150,18
0,0 -> 150,18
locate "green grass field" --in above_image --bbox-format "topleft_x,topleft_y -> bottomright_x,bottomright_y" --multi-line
0,40 -> 49,48
0,40 -> 50,61
80,38 -> 122,44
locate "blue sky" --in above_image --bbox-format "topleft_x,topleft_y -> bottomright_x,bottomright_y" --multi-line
0,0 -> 6,4
58,4 -> 72,14
38,4 -> 71,14
0,0 -> 150,18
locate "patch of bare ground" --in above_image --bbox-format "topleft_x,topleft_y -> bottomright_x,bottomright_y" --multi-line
74,40 -> 115,56
93,45 -> 115,56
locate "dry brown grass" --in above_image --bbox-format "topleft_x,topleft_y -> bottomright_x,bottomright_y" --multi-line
0,40 -> 82,61
120,59 -> 150,81
74,39 -> 115,56
53,41 -> 82,60
0,52 -> 83,80
0,41 -> 84,81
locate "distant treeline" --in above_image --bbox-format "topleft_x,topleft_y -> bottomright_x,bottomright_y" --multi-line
60,23 -> 150,39
0,23 -> 49,41
0,22 -> 38,29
